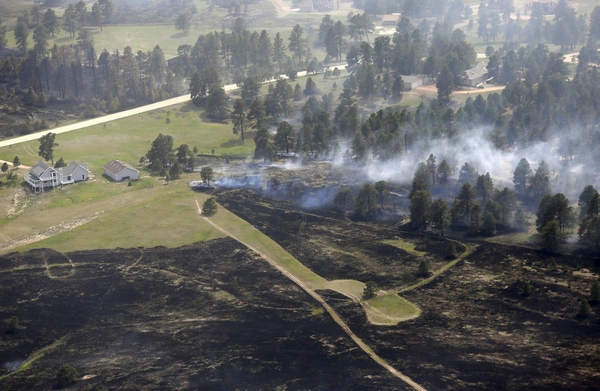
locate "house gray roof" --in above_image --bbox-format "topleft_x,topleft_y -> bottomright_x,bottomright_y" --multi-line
104,159 -> 139,176
59,161 -> 89,177
465,61 -> 488,81
30,161 -> 53,178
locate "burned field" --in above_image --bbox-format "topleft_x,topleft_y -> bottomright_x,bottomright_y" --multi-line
217,188 -> 600,390
0,239 -> 404,390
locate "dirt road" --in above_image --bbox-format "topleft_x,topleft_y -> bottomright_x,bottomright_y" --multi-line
197,199 -> 427,391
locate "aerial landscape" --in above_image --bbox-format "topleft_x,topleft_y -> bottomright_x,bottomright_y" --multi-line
0,0 -> 600,389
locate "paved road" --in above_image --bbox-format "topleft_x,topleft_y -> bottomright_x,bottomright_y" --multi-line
0,65 -> 347,149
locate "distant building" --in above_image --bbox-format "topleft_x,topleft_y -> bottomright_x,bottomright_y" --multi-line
400,75 -> 431,90
525,0 -> 557,13
299,0 -> 339,12
25,161 -> 89,193
104,160 -> 139,182
464,61 -> 488,87
381,14 -> 401,26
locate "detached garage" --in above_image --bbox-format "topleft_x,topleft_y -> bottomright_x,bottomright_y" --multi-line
104,159 -> 139,182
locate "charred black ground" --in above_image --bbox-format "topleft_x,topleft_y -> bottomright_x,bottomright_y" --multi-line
0,239 -> 403,390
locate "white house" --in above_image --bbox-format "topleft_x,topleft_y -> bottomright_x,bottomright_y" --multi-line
104,159 -> 139,182
58,161 -> 89,184
464,61 -> 489,87
25,161 -> 89,193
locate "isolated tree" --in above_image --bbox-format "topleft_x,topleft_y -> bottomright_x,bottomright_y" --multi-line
476,173 -> 494,204
363,281 -> 378,299
418,259 -> 430,277
231,99 -> 248,141
541,220 -> 562,251
274,121 -> 295,154
410,190 -> 432,230
200,166 -> 214,185
334,187 -> 353,213
445,242 -> 457,259
169,162 -> 183,180
288,24 -> 306,63
0,22 -> 6,50
176,144 -> 191,167
304,77 -> 317,96
453,183 -> 476,225
38,132 -> 58,165
578,185 -> 598,220
202,197 -> 218,216
591,6 -> 600,40
481,211 -> 497,236
514,208 -> 527,230
14,19 -> 29,54
175,14 -> 191,33
99,0 -> 115,23
436,66 -> 454,103
355,183 -> 378,219
458,162 -> 478,185
56,365 -> 78,388
12,156 -> 20,169
247,98 -> 267,132
436,159 -> 452,185
1,163 -> 8,175
91,3 -> 102,30
146,134 -> 174,171
253,127 -> 275,162
513,158 -> 532,195
6,316 -> 19,334
43,9 -> 60,36
54,158 -> 66,168
426,154 -> 437,186
374,180 -> 389,211
206,86 -> 229,120
430,198 -> 449,235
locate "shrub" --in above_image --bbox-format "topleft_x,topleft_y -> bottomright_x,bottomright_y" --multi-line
521,281 -> 531,297
363,281 -> 378,300
418,259 -> 430,277
56,365 -> 78,388
6,316 -> 19,334
445,242 -> 457,259
202,198 -> 218,216
577,298 -> 591,318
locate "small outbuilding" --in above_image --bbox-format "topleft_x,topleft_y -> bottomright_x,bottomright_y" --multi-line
400,75 -> 432,90
104,159 -> 139,182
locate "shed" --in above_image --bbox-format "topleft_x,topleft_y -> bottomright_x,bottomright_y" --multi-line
381,14 -> 400,26
299,0 -> 313,12
104,160 -> 139,182
400,75 -> 431,90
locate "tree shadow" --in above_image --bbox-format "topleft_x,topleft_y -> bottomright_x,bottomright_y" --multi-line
220,139 -> 245,148
170,32 -> 189,39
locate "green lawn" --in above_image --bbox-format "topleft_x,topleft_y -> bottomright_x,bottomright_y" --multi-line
0,101 -> 254,169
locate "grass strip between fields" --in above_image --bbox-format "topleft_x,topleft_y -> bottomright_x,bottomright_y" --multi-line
0,335 -> 70,380
206,202 -> 421,326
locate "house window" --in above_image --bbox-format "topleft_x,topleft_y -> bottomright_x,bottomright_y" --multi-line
82,174 -> 85,180
67,175 -> 72,180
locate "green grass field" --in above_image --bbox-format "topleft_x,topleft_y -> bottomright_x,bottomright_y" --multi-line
0,102 -> 254,169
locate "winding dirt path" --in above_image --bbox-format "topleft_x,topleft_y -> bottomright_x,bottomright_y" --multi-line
196,199 -> 426,391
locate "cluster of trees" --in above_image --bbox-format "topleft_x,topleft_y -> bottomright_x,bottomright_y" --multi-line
144,133 -> 201,179
333,180 -> 391,220
352,0 -> 472,22
408,155 -> 524,237
179,20 -> 322,87
0,1 -> 189,138
340,17 -> 476,102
